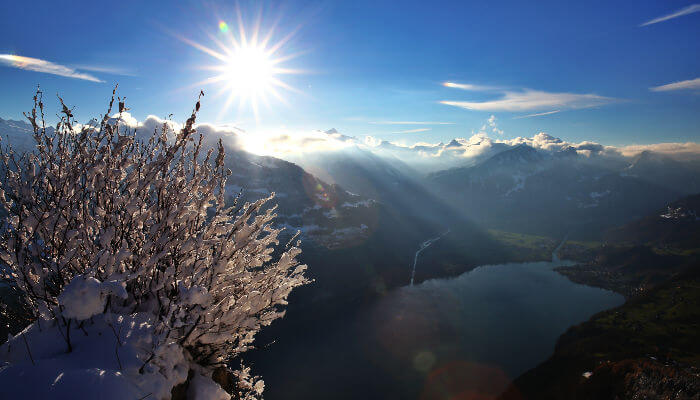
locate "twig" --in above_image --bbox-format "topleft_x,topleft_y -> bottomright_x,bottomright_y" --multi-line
21,333 -> 35,366
138,353 -> 154,374
108,323 -> 123,370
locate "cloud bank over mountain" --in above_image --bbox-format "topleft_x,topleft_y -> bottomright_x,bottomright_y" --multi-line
5,113 -> 698,174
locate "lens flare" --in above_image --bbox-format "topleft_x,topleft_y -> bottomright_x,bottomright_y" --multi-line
218,21 -> 229,33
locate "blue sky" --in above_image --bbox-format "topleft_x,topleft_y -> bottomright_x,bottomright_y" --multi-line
0,0 -> 698,148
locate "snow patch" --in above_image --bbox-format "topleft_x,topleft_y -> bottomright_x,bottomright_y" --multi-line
58,276 -> 126,320
0,313 -> 194,400
341,199 -> 375,208
504,173 -> 527,197
188,373 -> 231,400
589,190 -> 610,199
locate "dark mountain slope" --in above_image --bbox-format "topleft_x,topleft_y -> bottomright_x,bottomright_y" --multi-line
605,193 -> 700,249
499,271 -> 700,400
500,195 -> 700,400
430,144 -> 683,238
624,151 -> 700,195
288,144 -> 469,227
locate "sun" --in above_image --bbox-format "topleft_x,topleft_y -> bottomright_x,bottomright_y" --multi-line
223,45 -> 274,96
178,18 -> 302,121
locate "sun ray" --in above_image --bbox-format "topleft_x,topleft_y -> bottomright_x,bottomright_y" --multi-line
236,7 -> 247,47
207,32 -> 234,57
172,32 -> 228,62
267,86 -> 290,107
251,9 -> 262,45
259,19 -> 279,49
217,90 -> 238,121
252,97 -> 260,122
270,50 -> 309,65
269,77 -> 303,94
266,28 -> 300,56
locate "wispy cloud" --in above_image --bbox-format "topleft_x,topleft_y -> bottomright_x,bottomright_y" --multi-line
370,121 -> 454,125
650,77 -> 700,92
390,128 -> 431,134
0,54 -> 103,82
484,115 -> 503,135
618,142 -> 700,157
72,64 -> 137,77
442,89 -> 614,112
443,82 -> 498,91
513,110 -> 561,119
640,4 -> 700,26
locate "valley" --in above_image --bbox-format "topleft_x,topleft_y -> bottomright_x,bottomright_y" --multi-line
0,116 -> 698,399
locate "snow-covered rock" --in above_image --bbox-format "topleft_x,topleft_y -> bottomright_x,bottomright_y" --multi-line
58,276 -> 127,320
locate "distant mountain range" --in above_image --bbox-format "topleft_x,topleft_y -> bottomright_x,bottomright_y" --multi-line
428,142 -> 700,238
3,115 -> 699,305
4,115 -> 699,241
0,116 -> 509,313
249,125 -> 700,240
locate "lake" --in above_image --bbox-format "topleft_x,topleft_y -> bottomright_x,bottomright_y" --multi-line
250,259 -> 625,399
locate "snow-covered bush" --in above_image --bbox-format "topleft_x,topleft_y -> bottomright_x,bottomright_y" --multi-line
0,88 -> 308,399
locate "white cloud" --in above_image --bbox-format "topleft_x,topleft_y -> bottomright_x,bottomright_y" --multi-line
108,114 -> 700,167
72,64 -> 137,77
486,115 -> 503,135
441,89 -> 615,112
109,113 -> 354,156
243,128 -> 356,155
442,82 -> 498,91
650,77 -> 700,92
391,128 -> 431,134
503,132 -> 615,156
370,121 -> 453,125
109,112 -> 245,151
513,110 -> 561,119
444,133 -> 499,158
364,136 -> 383,147
618,142 -> 700,157
640,4 -> 700,26
0,54 -> 103,82
366,131 -> 499,161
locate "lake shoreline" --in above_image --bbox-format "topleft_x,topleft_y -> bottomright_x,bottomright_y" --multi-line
251,257 -> 625,399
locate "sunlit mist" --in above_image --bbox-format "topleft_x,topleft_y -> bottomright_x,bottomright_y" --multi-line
240,128 -> 353,157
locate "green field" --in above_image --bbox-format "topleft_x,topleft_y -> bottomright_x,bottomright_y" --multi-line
488,229 -> 601,263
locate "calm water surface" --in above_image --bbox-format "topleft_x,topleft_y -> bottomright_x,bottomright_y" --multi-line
255,260 -> 624,399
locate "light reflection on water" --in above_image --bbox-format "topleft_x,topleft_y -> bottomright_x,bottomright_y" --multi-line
257,260 -> 625,399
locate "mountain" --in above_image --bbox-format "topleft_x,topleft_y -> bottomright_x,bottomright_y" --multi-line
0,117 -> 45,153
276,140 -> 517,298
552,193 -> 700,297
500,196 -> 700,400
283,141 -> 477,228
499,271 -> 700,400
429,144 -> 687,238
367,134 -> 512,173
478,143 -> 545,166
605,193 -> 700,248
0,116 -> 509,313
623,150 -> 700,194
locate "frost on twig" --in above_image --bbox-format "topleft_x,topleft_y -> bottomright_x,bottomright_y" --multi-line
0,88 -> 309,398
